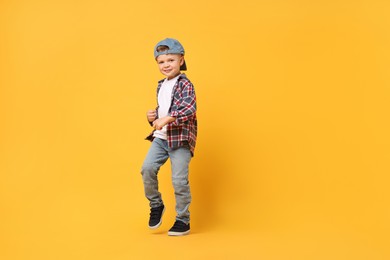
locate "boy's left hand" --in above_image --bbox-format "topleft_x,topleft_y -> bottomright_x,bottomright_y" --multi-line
152,116 -> 175,130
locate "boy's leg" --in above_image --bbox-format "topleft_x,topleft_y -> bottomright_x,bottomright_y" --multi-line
141,138 -> 169,208
169,145 -> 192,224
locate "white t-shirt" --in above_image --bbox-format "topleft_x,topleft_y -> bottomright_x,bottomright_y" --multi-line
153,75 -> 180,140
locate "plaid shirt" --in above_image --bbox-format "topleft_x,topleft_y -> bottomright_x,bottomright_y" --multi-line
146,74 -> 197,156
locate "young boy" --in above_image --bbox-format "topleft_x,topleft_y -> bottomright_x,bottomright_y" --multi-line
141,38 -> 197,236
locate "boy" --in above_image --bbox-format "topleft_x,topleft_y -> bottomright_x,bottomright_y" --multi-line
141,38 -> 197,236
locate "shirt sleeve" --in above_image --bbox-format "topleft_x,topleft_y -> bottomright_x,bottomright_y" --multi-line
169,80 -> 196,126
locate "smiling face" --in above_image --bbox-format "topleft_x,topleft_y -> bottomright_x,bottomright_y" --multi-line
156,54 -> 184,80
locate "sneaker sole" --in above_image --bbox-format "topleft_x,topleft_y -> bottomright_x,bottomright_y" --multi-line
168,230 -> 190,236
148,207 -> 165,229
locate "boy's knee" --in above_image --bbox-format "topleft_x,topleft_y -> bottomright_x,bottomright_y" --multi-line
172,177 -> 189,187
141,163 -> 158,176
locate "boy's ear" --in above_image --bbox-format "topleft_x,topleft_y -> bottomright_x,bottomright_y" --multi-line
180,56 -> 184,66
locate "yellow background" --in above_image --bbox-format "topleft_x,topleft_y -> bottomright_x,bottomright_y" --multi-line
1,0 -> 389,259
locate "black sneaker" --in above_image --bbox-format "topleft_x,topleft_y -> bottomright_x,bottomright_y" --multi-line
148,205 -> 165,229
168,220 -> 190,236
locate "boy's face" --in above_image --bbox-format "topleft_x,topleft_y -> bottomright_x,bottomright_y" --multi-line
156,54 -> 184,80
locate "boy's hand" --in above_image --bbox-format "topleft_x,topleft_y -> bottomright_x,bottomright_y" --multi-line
152,116 -> 175,130
146,110 -> 157,122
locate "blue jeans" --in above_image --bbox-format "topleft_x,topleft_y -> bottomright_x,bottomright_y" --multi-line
141,138 -> 192,224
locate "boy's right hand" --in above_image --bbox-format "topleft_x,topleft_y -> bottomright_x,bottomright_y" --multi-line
146,110 -> 157,123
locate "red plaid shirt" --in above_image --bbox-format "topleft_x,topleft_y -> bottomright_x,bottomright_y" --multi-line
146,74 -> 197,156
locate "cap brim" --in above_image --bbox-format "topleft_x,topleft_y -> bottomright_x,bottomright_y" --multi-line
180,60 -> 187,71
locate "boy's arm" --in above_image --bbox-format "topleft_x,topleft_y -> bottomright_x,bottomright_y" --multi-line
152,116 -> 176,130
168,81 -> 196,126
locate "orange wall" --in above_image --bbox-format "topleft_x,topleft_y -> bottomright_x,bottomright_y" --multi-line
1,0 -> 389,259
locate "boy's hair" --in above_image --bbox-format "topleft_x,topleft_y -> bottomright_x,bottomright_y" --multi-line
156,45 -> 170,52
